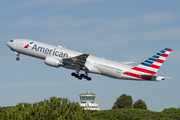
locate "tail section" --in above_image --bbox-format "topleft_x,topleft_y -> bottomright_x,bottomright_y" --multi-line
123,48 -> 172,81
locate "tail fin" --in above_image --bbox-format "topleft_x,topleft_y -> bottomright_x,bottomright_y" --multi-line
131,48 -> 172,75
123,48 -> 172,80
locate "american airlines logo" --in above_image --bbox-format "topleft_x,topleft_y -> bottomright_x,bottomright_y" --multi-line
24,42 -> 34,48
31,44 -> 68,58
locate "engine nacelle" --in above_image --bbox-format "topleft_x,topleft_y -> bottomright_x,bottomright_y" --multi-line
45,56 -> 63,67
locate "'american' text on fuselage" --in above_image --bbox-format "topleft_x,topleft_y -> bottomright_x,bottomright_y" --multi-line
31,44 -> 68,58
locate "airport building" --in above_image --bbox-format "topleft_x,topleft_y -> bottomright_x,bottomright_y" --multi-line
79,92 -> 100,110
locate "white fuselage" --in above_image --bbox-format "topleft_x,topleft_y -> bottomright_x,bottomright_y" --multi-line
6,39 -> 150,81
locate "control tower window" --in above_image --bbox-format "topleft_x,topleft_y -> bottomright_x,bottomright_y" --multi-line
92,97 -> 95,100
86,97 -> 91,100
82,97 -> 85,100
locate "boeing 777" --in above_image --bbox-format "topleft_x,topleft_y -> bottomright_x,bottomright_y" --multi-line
6,39 -> 172,81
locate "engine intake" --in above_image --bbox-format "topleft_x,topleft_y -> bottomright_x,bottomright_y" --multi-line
45,56 -> 63,67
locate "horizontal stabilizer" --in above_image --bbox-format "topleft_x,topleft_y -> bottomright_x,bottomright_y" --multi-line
141,74 -> 164,81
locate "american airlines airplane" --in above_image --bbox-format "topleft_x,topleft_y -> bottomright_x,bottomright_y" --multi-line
6,39 -> 172,81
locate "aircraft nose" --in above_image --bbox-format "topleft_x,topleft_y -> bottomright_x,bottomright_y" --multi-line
6,40 -> 14,48
6,41 -> 10,47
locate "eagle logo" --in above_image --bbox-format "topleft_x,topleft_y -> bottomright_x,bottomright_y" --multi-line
24,42 -> 34,48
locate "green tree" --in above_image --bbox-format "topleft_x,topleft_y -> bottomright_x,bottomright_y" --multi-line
112,94 -> 133,109
133,99 -> 147,110
0,97 -> 92,120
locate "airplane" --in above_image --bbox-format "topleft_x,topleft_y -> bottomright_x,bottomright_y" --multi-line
6,39 -> 172,82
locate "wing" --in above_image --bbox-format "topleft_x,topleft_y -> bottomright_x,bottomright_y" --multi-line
62,53 -> 89,72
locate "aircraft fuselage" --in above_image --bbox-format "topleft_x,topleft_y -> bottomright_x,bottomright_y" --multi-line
7,39 -> 170,81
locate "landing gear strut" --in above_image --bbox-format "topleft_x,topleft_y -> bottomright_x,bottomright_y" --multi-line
71,72 -> 91,81
16,53 -> 20,61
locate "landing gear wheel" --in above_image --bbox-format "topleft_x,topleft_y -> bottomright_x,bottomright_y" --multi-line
78,76 -> 82,80
16,57 -> 20,61
71,71 -> 92,81
75,74 -> 79,78
84,75 -> 88,79
15,52 -> 20,61
71,72 -> 76,76
87,77 -> 91,81
80,74 -> 84,78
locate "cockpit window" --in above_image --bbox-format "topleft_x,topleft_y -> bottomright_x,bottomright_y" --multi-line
10,40 -> 13,42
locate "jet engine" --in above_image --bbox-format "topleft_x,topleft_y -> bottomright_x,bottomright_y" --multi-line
45,56 -> 63,67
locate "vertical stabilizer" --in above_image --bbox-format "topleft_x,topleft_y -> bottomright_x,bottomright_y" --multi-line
123,48 -> 172,80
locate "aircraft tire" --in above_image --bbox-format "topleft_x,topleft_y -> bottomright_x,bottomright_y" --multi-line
16,57 -> 20,61
87,77 -> 91,81
75,74 -> 79,78
78,76 -> 82,80
84,75 -> 88,79
80,74 -> 84,78
71,72 -> 75,76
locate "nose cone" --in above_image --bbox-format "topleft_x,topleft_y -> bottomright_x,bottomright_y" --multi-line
6,41 -> 11,47
6,40 -> 14,49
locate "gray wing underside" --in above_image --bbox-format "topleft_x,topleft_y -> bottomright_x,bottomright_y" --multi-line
62,53 -> 89,71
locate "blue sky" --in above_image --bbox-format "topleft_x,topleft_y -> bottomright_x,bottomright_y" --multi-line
0,0 -> 180,111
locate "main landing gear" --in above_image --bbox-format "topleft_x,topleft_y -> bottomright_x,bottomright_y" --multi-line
71,72 -> 91,81
16,53 -> 20,61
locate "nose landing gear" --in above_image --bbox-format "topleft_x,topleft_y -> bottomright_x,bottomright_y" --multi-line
15,52 -> 20,61
71,72 -> 91,81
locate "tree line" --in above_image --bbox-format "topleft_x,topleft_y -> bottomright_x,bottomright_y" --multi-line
0,95 -> 179,119
0,97 -> 91,120
112,94 -> 147,110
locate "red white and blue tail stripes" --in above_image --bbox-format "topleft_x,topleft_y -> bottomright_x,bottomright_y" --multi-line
123,48 -> 172,80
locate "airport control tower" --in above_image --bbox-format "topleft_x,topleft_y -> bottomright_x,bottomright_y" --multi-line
79,92 -> 100,110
